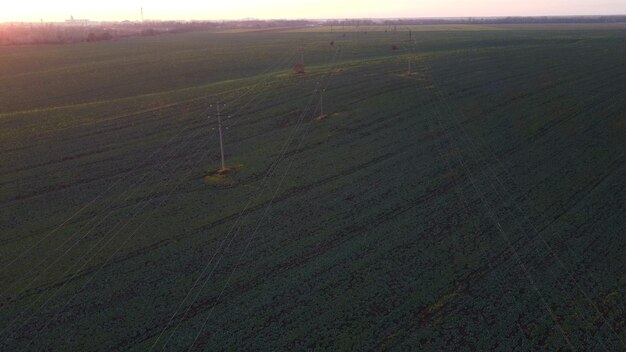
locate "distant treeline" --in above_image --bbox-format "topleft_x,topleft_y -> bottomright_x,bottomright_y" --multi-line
1,16 -> 625,46
0,20 -> 312,46
328,15 -> 626,26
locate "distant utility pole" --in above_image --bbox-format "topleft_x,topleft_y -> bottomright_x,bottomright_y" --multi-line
141,7 -> 144,22
408,32 -> 411,74
209,103 -> 227,172
408,30 -> 415,75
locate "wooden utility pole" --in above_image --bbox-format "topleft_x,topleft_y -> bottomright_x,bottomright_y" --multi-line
408,30 -> 415,75
317,88 -> 329,120
209,103 -> 228,172
217,103 -> 226,171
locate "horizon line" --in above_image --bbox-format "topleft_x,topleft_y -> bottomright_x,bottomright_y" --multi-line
2,14 -> 626,24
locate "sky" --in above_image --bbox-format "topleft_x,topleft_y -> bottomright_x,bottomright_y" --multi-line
1,0 -> 625,22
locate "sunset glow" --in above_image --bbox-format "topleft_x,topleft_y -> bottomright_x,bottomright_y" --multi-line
1,0 -> 625,22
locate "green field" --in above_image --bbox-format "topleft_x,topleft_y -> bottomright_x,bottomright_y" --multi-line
1,25 -> 625,350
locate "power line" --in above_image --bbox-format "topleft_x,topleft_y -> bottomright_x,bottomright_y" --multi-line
428,68 -> 624,348
2,48 -> 302,346
0,47 -> 300,288
152,46 -> 343,351
209,102 -> 228,173
427,74 -> 576,349
187,47 -> 344,351
424,63 -> 624,349
421,68 -> 532,346
9,44 -> 305,349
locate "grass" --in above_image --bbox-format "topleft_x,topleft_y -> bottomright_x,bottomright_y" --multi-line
0,25 -> 625,350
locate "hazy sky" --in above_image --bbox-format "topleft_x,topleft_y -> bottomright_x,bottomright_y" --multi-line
1,0 -> 625,22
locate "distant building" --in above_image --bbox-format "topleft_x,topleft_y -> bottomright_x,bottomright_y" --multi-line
65,15 -> 91,25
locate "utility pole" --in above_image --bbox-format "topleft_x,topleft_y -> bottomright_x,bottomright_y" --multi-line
317,88 -> 328,120
209,103 -> 228,172
217,103 -> 226,171
141,7 -> 144,22
408,30 -> 415,75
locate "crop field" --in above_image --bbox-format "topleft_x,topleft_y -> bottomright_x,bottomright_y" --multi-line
0,25 -> 625,350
